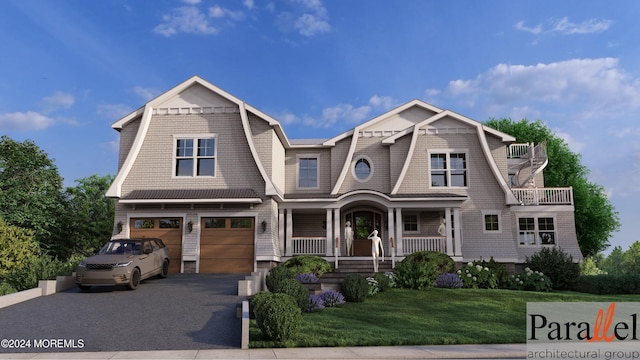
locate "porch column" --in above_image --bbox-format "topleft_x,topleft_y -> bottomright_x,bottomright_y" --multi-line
453,208 -> 462,256
285,209 -> 293,256
387,208 -> 395,257
394,208 -> 404,256
445,208 -> 453,256
278,208 -> 285,256
325,209 -> 333,256
333,208 -> 341,256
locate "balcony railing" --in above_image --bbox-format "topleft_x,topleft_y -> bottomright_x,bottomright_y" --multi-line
512,187 -> 573,205
402,236 -> 445,253
292,237 -> 326,255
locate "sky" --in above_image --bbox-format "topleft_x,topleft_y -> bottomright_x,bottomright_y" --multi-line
1,0 -> 639,255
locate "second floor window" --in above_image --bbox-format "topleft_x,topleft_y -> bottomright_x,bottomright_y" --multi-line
430,152 -> 468,187
298,157 -> 318,188
175,137 -> 216,177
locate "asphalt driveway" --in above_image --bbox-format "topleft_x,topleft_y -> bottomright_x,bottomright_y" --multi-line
0,273 -> 247,353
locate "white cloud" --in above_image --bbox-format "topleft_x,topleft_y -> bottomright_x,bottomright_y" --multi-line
295,13 -> 330,37
209,5 -> 244,21
97,104 -> 133,120
515,17 -> 612,35
369,95 -> 394,110
182,0 -> 201,4
154,6 -> 218,37
0,111 -> 54,131
277,0 -> 331,37
554,129 -> 586,153
132,86 -> 160,101
243,0 -> 255,10
40,91 -> 75,114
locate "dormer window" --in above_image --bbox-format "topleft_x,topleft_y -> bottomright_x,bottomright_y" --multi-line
174,135 -> 216,177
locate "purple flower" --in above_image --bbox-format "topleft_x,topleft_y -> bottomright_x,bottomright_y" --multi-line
307,294 -> 325,312
320,290 -> 345,307
296,273 -> 320,283
435,273 -> 463,289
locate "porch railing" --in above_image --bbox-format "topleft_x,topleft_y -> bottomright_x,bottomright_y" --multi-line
402,236 -> 445,253
512,187 -> 573,205
292,237 -> 326,255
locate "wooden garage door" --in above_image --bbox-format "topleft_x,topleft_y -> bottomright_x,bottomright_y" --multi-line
200,217 -> 254,273
130,218 -> 182,273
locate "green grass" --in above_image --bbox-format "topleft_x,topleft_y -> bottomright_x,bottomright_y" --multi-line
249,288 -> 640,348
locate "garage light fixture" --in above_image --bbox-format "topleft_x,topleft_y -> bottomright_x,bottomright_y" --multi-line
261,220 -> 267,232
117,221 -> 123,234
187,221 -> 193,233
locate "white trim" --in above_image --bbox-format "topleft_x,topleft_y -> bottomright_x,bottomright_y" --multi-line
119,198 -> 262,204
481,210 -> 502,234
427,149 -> 470,189
516,213 -> 557,247
171,134 -> 218,178
296,153 -> 320,190
351,155 -> 374,182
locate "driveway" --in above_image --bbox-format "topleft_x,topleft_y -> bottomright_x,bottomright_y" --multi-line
0,273 -> 247,353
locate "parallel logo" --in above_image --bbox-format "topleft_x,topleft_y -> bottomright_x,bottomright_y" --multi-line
527,302 -> 640,360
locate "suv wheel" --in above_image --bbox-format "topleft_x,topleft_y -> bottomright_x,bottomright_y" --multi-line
127,268 -> 141,290
159,259 -> 169,278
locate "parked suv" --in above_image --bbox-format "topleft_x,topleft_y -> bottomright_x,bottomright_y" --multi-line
76,238 -> 170,290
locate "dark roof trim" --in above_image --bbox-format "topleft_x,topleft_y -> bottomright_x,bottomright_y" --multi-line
119,189 -> 262,204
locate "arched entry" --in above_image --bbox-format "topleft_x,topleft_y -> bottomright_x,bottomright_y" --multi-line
344,210 -> 383,256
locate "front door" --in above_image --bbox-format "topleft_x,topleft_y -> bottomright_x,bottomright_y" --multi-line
347,211 -> 383,256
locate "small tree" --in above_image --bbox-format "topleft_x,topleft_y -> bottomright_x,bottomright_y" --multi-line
0,219 -> 39,279
526,247 -> 580,291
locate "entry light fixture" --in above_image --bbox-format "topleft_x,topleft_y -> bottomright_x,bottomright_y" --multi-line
261,220 -> 267,232
187,221 -> 193,233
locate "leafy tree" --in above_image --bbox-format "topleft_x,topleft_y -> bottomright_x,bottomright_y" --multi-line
55,174 -> 115,258
0,136 -> 64,246
603,246 -> 625,276
0,219 -> 39,279
484,119 -> 620,256
622,241 -> 640,275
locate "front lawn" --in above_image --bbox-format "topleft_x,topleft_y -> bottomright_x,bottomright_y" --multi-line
249,288 -> 640,348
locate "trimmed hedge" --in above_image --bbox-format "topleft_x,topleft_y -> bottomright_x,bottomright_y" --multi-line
265,265 -> 295,292
254,293 -> 302,342
526,247 -> 580,291
394,251 -> 455,290
576,274 -> 640,295
341,274 -> 368,302
283,255 -> 332,277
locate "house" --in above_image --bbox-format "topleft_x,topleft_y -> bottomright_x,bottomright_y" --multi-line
106,75 -> 583,275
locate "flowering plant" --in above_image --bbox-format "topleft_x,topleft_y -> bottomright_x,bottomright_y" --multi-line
366,277 -> 379,295
508,267 -> 552,292
456,261 -> 498,289
320,290 -> 345,307
307,294 -> 325,312
435,273 -> 463,289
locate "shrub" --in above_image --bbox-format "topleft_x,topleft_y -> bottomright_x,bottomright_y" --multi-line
295,273 -> 319,283
0,220 -> 39,278
383,271 -> 397,288
456,261 -> 498,289
0,281 -> 17,296
274,278 -> 309,311
366,277 -> 379,296
265,265 -> 295,292
254,293 -> 302,342
478,257 -> 510,288
526,247 -> 580,291
307,294 -> 325,312
320,290 -> 345,307
575,275 -> 640,295
283,255 -> 332,277
250,291 -> 272,320
508,267 -> 552,292
341,274 -> 368,302
394,251 -> 455,290
4,254 -> 73,291
435,273 -> 463,289
373,272 -> 391,292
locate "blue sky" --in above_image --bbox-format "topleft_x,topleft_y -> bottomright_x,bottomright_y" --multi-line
1,0 -> 639,255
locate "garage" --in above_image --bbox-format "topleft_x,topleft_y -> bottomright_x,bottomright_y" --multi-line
200,217 -> 254,273
130,217 -> 182,273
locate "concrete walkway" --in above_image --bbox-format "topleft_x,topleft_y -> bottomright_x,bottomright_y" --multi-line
0,344 -> 526,359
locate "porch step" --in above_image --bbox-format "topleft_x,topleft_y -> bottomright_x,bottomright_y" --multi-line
319,260 -> 393,287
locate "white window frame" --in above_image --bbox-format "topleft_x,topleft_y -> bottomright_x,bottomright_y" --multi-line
427,149 -> 469,188
481,210 -> 502,233
402,213 -> 420,234
517,214 -> 557,246
352,155 -> 374,183
172,134 -> 217,178
296,154 -> 320,190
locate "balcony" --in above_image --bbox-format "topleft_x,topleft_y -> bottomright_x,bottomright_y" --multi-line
511,187 -> 573,206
